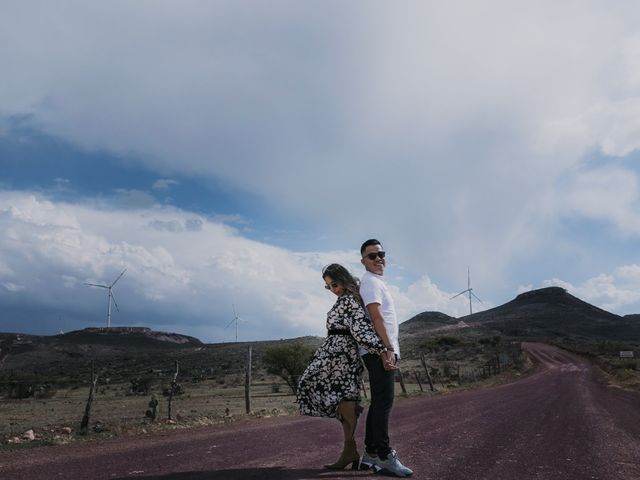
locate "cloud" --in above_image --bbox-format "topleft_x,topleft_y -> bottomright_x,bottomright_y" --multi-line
393,274 -> 491,319
0,190 -> 471,339
541,264 -> 640,314
557,166 -> 640,236
4,3 -> 638,285
152,179 -> 179,191
113,189 -> 158,209
2,2 -> 640,321
2,282 -> 24,293
52,177 -> 73,192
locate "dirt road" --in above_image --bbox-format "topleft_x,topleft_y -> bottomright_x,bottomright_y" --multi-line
2,342 -> 639,479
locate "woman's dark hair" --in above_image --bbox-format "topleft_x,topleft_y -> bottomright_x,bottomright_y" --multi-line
322,263 -> 364,307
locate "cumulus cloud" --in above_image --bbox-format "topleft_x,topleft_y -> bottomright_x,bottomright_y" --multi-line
556,166 -> 640,236
393,274 -> 490,320
0,190 -> 469,339
2,2 -> 640,287
541,264 -> 640,314
2,1 -> 640,329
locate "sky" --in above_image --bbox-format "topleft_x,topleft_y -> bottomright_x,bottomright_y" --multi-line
2,1 -> 640,342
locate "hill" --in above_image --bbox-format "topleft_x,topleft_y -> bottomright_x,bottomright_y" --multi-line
2,286 -> 640,387
468,287 -> 640,340
0,327 -> 322,387
397,287 -> 640,342
400,311 -> 470,336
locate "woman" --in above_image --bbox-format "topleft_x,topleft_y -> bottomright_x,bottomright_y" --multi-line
297,263 -> 387,470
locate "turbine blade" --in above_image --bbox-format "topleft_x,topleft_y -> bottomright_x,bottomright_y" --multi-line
225,317 -> 236,328
85,283 -> 108,288
111,291 -> 120,312
111,269 -> 127,287
450,289 -> 470,300
471,292 -> 483,302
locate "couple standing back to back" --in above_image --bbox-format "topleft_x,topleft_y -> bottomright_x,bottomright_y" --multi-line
296,239 -> 413,478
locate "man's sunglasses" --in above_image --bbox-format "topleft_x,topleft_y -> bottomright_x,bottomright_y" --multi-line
325,282 -> 339,290
365,251 -> 386,261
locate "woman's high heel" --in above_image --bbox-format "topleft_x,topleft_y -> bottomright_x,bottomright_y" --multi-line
324,440 -> 360,470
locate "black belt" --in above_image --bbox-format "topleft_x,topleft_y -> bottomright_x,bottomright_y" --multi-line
328,329 -> 352,336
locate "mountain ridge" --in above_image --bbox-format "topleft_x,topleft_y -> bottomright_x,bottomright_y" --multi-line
2,287 -> 640,361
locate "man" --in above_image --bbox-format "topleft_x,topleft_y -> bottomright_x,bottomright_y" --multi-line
359,239 -> 413,477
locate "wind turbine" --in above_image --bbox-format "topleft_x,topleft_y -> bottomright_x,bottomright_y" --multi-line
225,304 -> 241,342
450,267 -> 482,316
85,269 -> 126,328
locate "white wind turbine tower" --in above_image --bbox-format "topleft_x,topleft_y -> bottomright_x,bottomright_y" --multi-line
450,267 -> 482,316
85,269 -> 126,329
225,304 -> 242,342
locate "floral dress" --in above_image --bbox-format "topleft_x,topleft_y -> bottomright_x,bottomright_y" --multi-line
297,293 -> 385,418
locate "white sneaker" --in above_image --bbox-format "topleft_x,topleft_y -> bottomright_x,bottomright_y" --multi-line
360,451 -> 382,472
377,449 -> 413,477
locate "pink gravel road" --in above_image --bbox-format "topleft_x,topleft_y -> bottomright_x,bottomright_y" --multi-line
1,342 -> 639,480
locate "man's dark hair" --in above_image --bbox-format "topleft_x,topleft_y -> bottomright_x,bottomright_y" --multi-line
360,238 -> 382,256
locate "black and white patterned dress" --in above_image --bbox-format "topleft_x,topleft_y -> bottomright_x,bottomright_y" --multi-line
297,294 -> 385,418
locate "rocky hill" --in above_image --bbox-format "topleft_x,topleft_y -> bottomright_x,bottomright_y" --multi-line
396,287 -> 640,343
2,286 -> 639,387
397,287 -> 640,342
0,327 -> 322,387
56,327 -> 203,348
0,327 -> 203,365
400,311 -> 470,336
466,286 -> 640,340
0,327 -> 201,382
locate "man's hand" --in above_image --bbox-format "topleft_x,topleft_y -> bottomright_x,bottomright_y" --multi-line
381,350 -> 398,371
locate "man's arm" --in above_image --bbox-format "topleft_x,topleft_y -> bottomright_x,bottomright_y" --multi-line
366,303 -> 397,370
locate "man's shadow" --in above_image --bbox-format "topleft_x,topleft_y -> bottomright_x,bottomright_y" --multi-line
114,466 -> 388,479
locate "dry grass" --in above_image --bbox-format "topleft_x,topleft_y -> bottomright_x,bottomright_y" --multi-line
1,370 -> 520,449
0,337 -> 528,448
2,378 -> 299,440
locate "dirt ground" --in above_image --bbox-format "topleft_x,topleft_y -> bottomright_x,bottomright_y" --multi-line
2,342 -> 640,480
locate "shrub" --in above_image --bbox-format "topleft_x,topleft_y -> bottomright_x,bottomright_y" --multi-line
263,342 -> 315,394
479,336 -> 502,347
34,383 -> 57,399
162,383 -> 185,397
436,336 -> 462,346
8,383 -> 34,399
128,377 -> 154,396
615,369 -> 636,381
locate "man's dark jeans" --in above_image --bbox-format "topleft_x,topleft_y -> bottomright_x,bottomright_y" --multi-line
363,353 -> 395,459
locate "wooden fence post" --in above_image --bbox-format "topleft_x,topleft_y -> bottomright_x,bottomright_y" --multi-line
168,360 -> 179,420
80,360 -> 99,435
420,353 -> 435,392
414,372 -> 423,392
245,345 -> 252,414
397,368 -> 407,394
360,379 -> 368,399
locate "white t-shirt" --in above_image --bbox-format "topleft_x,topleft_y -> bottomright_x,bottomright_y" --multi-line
359,271 -> 401,358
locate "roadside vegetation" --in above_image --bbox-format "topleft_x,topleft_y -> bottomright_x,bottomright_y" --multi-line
554,338 -> 640,390
0,334 -> 527,449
